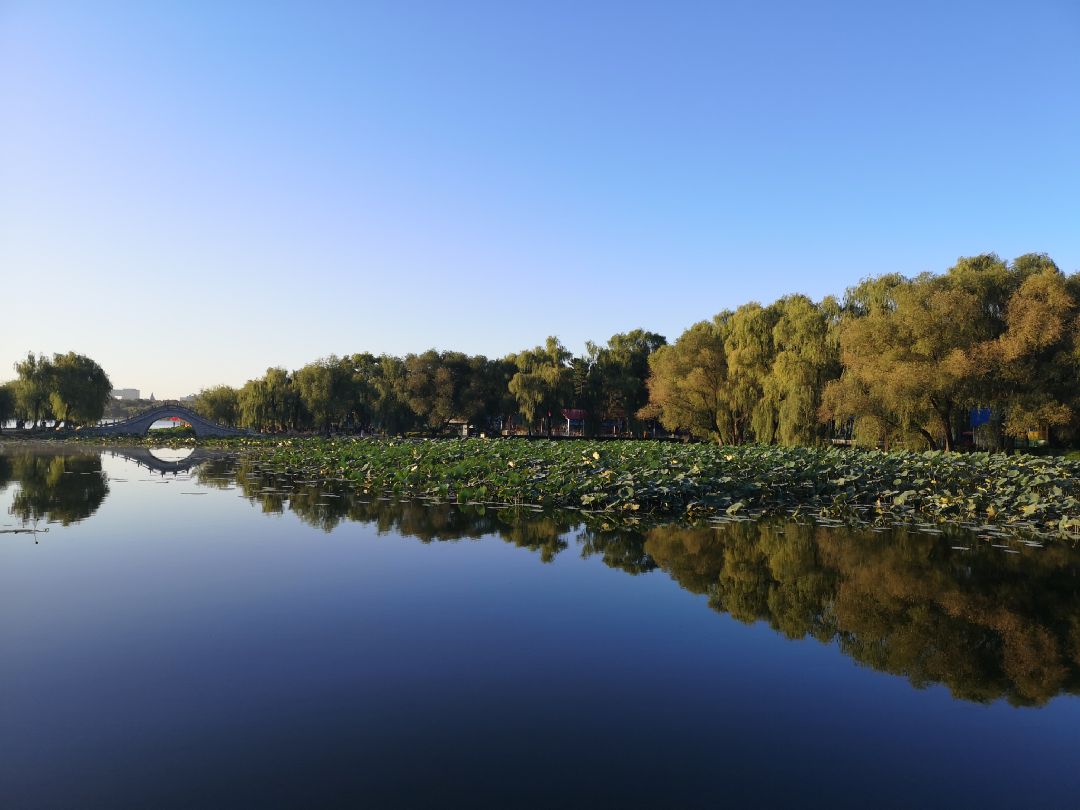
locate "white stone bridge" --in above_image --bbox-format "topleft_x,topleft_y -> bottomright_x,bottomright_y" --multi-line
91,403 -> 248,438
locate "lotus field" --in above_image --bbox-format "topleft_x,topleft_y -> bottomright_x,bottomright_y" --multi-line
219,438 -> 1078,539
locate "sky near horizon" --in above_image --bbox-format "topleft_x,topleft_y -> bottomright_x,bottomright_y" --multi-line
2,1 -> 1078,398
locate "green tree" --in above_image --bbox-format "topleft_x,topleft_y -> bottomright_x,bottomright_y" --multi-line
722,303 -> 779,445
0,380 -> 16,432
763,295 -> 841,446
294,357 -> 355,433
46,352 -> 113,427
14,352 -> 53,428
404,350 -> 473,432
367,354 -> 416,434
194,385 -> 240,427
461,355 -> 516,433
640,320 -> 730,442
822,254 -> 1075,450
823,272 -> 989,450
508,337 -> 571,435
992,264 -> 1078,443
567,353 -> 604,435
587,329 -> 666,434
239,367 -> 298,431
340,353 -> 378,431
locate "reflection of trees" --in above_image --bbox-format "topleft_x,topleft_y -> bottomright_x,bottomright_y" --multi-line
191,457 -> 238,490
202,456 -> 1080,706
6,451 -> 109,526
215,460 -> 577,561
0,454 -> 12,494
645,522 -> 1080,706
579,527 -> 657,575
494,512 -> 572,562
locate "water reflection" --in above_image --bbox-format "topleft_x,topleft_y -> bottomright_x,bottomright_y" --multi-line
5,446 -> 1080,707
199,454 -> 1080,707
1,448 -> 109,526
643,522 -> 1080,706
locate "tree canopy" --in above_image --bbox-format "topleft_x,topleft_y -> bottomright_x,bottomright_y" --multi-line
7,352 -> 112,428
645,253 -> 1079,449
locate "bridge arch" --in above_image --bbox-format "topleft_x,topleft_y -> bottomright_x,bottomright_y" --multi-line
105,446 -> 217,474
91,403 -> 248,438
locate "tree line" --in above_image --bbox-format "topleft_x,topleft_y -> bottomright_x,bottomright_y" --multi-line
643,252 -> 1078,450
4,252 -> 1077,449
189,329 -> 667,437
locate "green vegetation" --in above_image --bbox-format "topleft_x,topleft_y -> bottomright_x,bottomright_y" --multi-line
0,381 -> 16,432
4,352 -> 112,429
141,437 -> 1078,539
648,253 -> 1079,450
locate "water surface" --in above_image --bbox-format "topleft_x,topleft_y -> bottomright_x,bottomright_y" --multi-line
2,445 -> 1079,808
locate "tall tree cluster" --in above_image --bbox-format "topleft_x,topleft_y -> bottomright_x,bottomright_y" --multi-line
644,253 -> 1079,449
4,352 -> 112,429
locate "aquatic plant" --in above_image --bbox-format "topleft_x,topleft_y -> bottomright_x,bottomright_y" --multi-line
251,438 -> 1080,539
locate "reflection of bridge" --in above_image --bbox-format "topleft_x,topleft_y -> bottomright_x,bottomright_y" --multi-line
106,447 -> 217,475
91,403 -> 247,438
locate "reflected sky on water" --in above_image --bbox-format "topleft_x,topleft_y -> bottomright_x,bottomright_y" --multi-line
2,445 -> 1079,809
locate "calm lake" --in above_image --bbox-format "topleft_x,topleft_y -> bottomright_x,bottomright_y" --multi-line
2,445 -> 1079,809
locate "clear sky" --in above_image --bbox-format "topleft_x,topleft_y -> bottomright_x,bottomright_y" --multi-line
2,0 -> 1078,398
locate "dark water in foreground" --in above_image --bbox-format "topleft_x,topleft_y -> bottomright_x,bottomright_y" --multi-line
2,446 -> 1079,809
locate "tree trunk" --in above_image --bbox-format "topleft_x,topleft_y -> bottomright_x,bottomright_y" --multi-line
931,398 -> 955,451
917,428 -> 938,450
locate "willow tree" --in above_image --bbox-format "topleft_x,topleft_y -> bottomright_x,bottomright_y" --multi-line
13,352 -> 53,428
763,295 -> 841,446
294,357 -> 354,433
239,367 -> 298,431
640,320 -> 731,442
722,303 -> 779,444
991,266 -> 1079,443
45,352 -> 113,427
194,385 -> 240,427
823,272 -> 990,450
0,381 -> 16,432
508,337 -> 571,434
822,254 -> 1076,450
367,354 -> 415,434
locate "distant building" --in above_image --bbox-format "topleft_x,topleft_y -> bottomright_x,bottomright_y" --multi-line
112,388 -> 140,400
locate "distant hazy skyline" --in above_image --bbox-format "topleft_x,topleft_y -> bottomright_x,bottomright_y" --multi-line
3,1 -> 1078,397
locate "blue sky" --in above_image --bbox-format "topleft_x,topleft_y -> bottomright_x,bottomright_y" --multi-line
2,0 -> 1078,397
